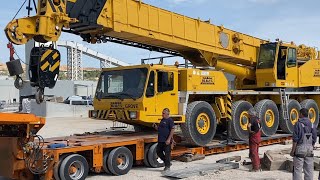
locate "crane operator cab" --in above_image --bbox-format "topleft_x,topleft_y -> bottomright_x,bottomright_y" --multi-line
91,64 -> 181,126
256,42 -> 298,88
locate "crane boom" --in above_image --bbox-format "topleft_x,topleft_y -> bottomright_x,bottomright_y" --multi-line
5,0 -> 265,68
4,0 -> 318,85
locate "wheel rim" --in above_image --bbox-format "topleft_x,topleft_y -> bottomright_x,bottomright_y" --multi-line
265,109 -> 275,128
68,160 -> 84,179
309,108 -> 316,124
239,111 -> 249,131
196,113 -> 210,135
116,153 -> 130,170
290,108 -> 299,125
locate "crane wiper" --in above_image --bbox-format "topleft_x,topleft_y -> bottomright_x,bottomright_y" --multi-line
118,93 -> 137,101
104,94 -> 124,100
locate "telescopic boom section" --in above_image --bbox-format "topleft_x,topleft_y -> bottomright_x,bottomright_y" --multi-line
6,0 -> 266,79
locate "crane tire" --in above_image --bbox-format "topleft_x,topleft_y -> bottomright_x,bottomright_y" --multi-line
181,101 -> 217,146
254,99 -> 279,136
230,100 -> 253,141
300,99 -> 319,128
279,99 -> 301,134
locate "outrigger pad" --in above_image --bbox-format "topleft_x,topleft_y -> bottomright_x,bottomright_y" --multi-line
29,47 -> 61,89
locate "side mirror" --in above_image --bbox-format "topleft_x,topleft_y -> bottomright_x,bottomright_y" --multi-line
96,91 -> 103,101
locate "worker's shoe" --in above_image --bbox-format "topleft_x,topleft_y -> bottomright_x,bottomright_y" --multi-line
249,168 -> 262,172
163,166 -> 170,172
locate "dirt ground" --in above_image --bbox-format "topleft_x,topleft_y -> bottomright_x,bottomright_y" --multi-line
13,117 -> 320,179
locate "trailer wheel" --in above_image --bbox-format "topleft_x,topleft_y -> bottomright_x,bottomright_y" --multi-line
53,154 -> 69,180
103,149 -> 111,174
107,147 -> 133,176
59,154 -> 89,180
301,99 -> 319,127
144,144 -> 152,167
231,101 -> 253,140
279,99 -> 301,134
181,101 -> 217,146
254,99 -> 279,136
147,143 -> 165,168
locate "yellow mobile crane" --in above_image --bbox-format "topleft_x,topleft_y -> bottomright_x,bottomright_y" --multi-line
4,0 -> 320,147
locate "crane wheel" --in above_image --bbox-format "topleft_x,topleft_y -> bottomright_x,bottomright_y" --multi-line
230,101 -> 253,141
102,149 -> 112,174
143,144 -> 152,167
181,101 -> 217,146
300,99 -> 319,127
147,143 -> 165,168
59,154 -> 89,180
254,99 -> 279,136
279,99 -> 301,134
107,147 -> 133,176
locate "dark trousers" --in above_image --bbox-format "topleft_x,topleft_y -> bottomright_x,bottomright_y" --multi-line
156,142 -> 171,168
249,131 -> 261,170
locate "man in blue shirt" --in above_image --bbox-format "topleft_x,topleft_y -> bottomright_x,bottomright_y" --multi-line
290,108 -> 317,180
153,108 -> 175,172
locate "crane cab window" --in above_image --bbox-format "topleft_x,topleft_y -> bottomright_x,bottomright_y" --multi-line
257,43 -> 277,69
277,46 -> 287,80
146,71 -> 155,97
157,71 -> 174,92
287,48 -> 297,67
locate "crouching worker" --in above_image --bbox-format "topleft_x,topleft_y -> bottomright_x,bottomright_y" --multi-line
152,108 -> 175,172
247,108 -> 262,172
291,108 -> 317,180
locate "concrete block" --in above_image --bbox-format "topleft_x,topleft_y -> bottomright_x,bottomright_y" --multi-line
262,150 -> 288,171
285,159 -> 293,172
314,157 -> 320,171
175,153 -> 205,162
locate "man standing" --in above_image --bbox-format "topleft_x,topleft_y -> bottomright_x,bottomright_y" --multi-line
247,108 -> 262,172
291,108 -> 317,180
153,108 -> 175,172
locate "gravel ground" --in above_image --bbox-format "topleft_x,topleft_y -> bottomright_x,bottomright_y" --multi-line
3,117 -> 320,180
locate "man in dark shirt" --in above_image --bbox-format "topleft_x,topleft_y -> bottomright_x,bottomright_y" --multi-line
291,108 -> 317,180
153,108 -> 175,172
247,108 -> 261,172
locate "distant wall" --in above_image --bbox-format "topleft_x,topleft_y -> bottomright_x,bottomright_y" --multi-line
0,79 -> 20,103
30,101 -> 93,118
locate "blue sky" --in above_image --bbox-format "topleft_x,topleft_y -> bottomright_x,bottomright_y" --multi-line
1,0 -> 319,67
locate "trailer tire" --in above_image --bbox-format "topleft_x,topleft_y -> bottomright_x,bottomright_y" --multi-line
300,99 -> 319,127
103,149 -> 111,174
53,154 -> 69,180
254,99 -> 279,136
59,154 -> 89,180
144,144 -> 152,167
231,101 -> 253,140
279,99 -> 301,134
107,147 -> 133,176
181,101 -> 217,146
147,143 -> 165,168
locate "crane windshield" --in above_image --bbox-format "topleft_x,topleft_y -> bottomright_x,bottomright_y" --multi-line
96,68 -> 148,100
257,43 -> 277,69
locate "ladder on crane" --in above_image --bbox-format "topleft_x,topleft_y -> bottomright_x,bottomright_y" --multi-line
280,89 -> 290,122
